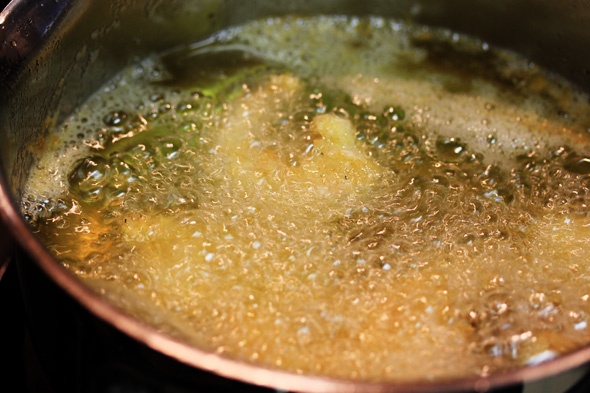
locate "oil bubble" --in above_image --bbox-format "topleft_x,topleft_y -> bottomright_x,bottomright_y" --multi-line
436,136 -> 467,162
563,155 -> 590,175
103,111 -> 128,128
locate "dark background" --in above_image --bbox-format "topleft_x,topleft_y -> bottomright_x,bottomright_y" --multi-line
1,1 -> 26,391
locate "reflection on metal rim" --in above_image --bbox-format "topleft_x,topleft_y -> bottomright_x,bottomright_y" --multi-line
2,0 -> 590,392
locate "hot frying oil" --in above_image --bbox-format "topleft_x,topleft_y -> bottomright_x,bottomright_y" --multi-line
22,16 -> 590,380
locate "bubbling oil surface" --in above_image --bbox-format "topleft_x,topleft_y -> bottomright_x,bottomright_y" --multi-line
23,16 -> 590,381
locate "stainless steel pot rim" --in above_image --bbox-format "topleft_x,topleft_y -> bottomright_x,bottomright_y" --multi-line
3,0 -> 590,391
3,169 -> 590,393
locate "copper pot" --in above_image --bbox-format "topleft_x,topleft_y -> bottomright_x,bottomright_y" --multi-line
2,1 -> 590,392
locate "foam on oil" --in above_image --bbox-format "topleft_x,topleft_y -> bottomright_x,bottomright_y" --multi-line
22,16 -> 590,381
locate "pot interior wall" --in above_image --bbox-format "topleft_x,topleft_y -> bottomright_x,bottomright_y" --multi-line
1,0 -> 590,391
0,0 -> 590,195
2,0 -> 590,198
